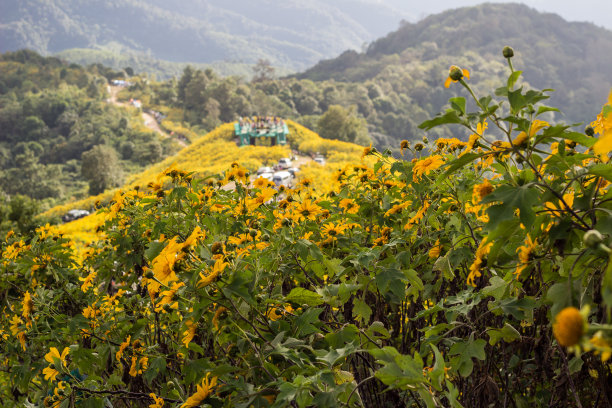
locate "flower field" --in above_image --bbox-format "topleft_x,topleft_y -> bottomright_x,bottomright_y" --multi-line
2,50 -> 612,407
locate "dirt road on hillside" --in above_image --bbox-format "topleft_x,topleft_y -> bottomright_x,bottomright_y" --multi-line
107,86 -> 187,147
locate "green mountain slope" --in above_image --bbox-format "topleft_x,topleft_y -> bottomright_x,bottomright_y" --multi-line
0,0 -> 408,71
298,3 -> 612,124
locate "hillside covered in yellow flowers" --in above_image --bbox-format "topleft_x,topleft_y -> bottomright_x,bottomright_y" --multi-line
47,120 -> 368,246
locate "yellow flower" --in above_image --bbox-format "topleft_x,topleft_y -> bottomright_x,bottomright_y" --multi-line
155,282 -> 184,312
149,393 -> 165,408
472,179 -> 494,204
79,271 -> 97,292
412,155 -> 444,182
116,335 -> 131,361
400,140 -> 410,156
151,238 -> 184,288
512,131 -> 529,147
182,321 -> 196,348
22,291 -> 34,325
362,143 -> 373,159
467,238 -> 492,286
181,373 -> 218,408
405,201 -> 430,230
45,347 -> 70,367
198,258 -> 228,288
444,65 -> 470,88
294,199 -> 321,222
514,234 -> 537,279
321,222 -> 347,239
212,306 -> 227,331
43,366 -> 60,381
553,307 -> 585,347
129,355 -> 148,377
429,240 -> 441,258
588,332 -> 612,362
339,198 -> 359,214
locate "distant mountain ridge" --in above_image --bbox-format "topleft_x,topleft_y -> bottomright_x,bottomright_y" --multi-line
0,0 -> 409,71
298,3 -> 612,123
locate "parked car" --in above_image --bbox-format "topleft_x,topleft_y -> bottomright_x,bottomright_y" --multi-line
257,166 -> 274,175
313,156 -> 326,165
260,172 -> 274,181
62,209 -> 90,223
287,167 -> 300,178
278,158 -> 292,169
273,171 -> 292,187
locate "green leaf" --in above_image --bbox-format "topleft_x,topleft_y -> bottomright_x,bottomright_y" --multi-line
449,336 -> 487,377
589,163 -> 612,182
436,153 -> 485,184
563,131 -> 596,148
508,87 -> 526,113
481,184 -> 539,230
316,343 -> 358,367
353,298 -> 372,323
293,308 -> 323,337
419,110 -> 464,131
145,240 -> 165,260
375,268 -> 406,303
144,356 -> 167,385
536,105 -> 560,116
449,97 -> 466,115
487,323 -> 521,345
286,287 -> 324,306
507,70 -> 522,90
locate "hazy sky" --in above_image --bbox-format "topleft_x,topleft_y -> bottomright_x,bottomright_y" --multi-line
397,0 -> 612,30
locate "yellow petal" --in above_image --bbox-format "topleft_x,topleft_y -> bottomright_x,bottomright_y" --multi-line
444,77 -> 452,88
462,69 -> 470,80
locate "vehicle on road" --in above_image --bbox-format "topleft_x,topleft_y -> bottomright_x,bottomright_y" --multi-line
313,156 -> 326,165
278,158 -> 292,169
257,166 -> 274,175
272,171 -> 292,187
287,167 -> 300,178
62,209 -> 90,223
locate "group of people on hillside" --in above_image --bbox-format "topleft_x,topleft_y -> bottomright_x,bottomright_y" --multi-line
238,116 -> 285,134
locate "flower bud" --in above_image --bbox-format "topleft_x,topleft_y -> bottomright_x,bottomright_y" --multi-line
585,125 -> 595,137
145,270 -> 154,279
449,65 -> 463,81
502,46 -> 514,58
583,230 -> 604,249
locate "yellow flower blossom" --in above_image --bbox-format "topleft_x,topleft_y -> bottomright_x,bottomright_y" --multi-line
553,307 -> 585,347
149,393 -> 165,408
467,238 -> 492,286
412,155 -> 444,182
116,335 -> 131,361
429,240 -> 441,258
79,271 -> 97,292
198,258 -> 228,288
514,234 -> 537,279
181,373 -> 218,408
444,65 -> 470,88
182,320 -> 196,348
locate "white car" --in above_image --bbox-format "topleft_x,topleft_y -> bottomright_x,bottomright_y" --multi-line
260,172 -> 274,181
313,157 -> 326,165
257,166 -> 274,175
273,171 -> 292,187
278,158 -> 292,169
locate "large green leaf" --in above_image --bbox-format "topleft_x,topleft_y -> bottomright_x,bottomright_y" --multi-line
286,287 -> 324,306
481,184 -> 540,229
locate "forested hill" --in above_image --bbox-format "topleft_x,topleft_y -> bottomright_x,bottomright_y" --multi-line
0,0 -> 408,72
298,3 -> 612,123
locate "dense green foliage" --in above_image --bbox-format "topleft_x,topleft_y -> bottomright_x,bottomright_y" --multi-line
0,50 -> 179,205
298,3 -> 612,141
116,3 -> 612,152
2,51 -> 612,407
